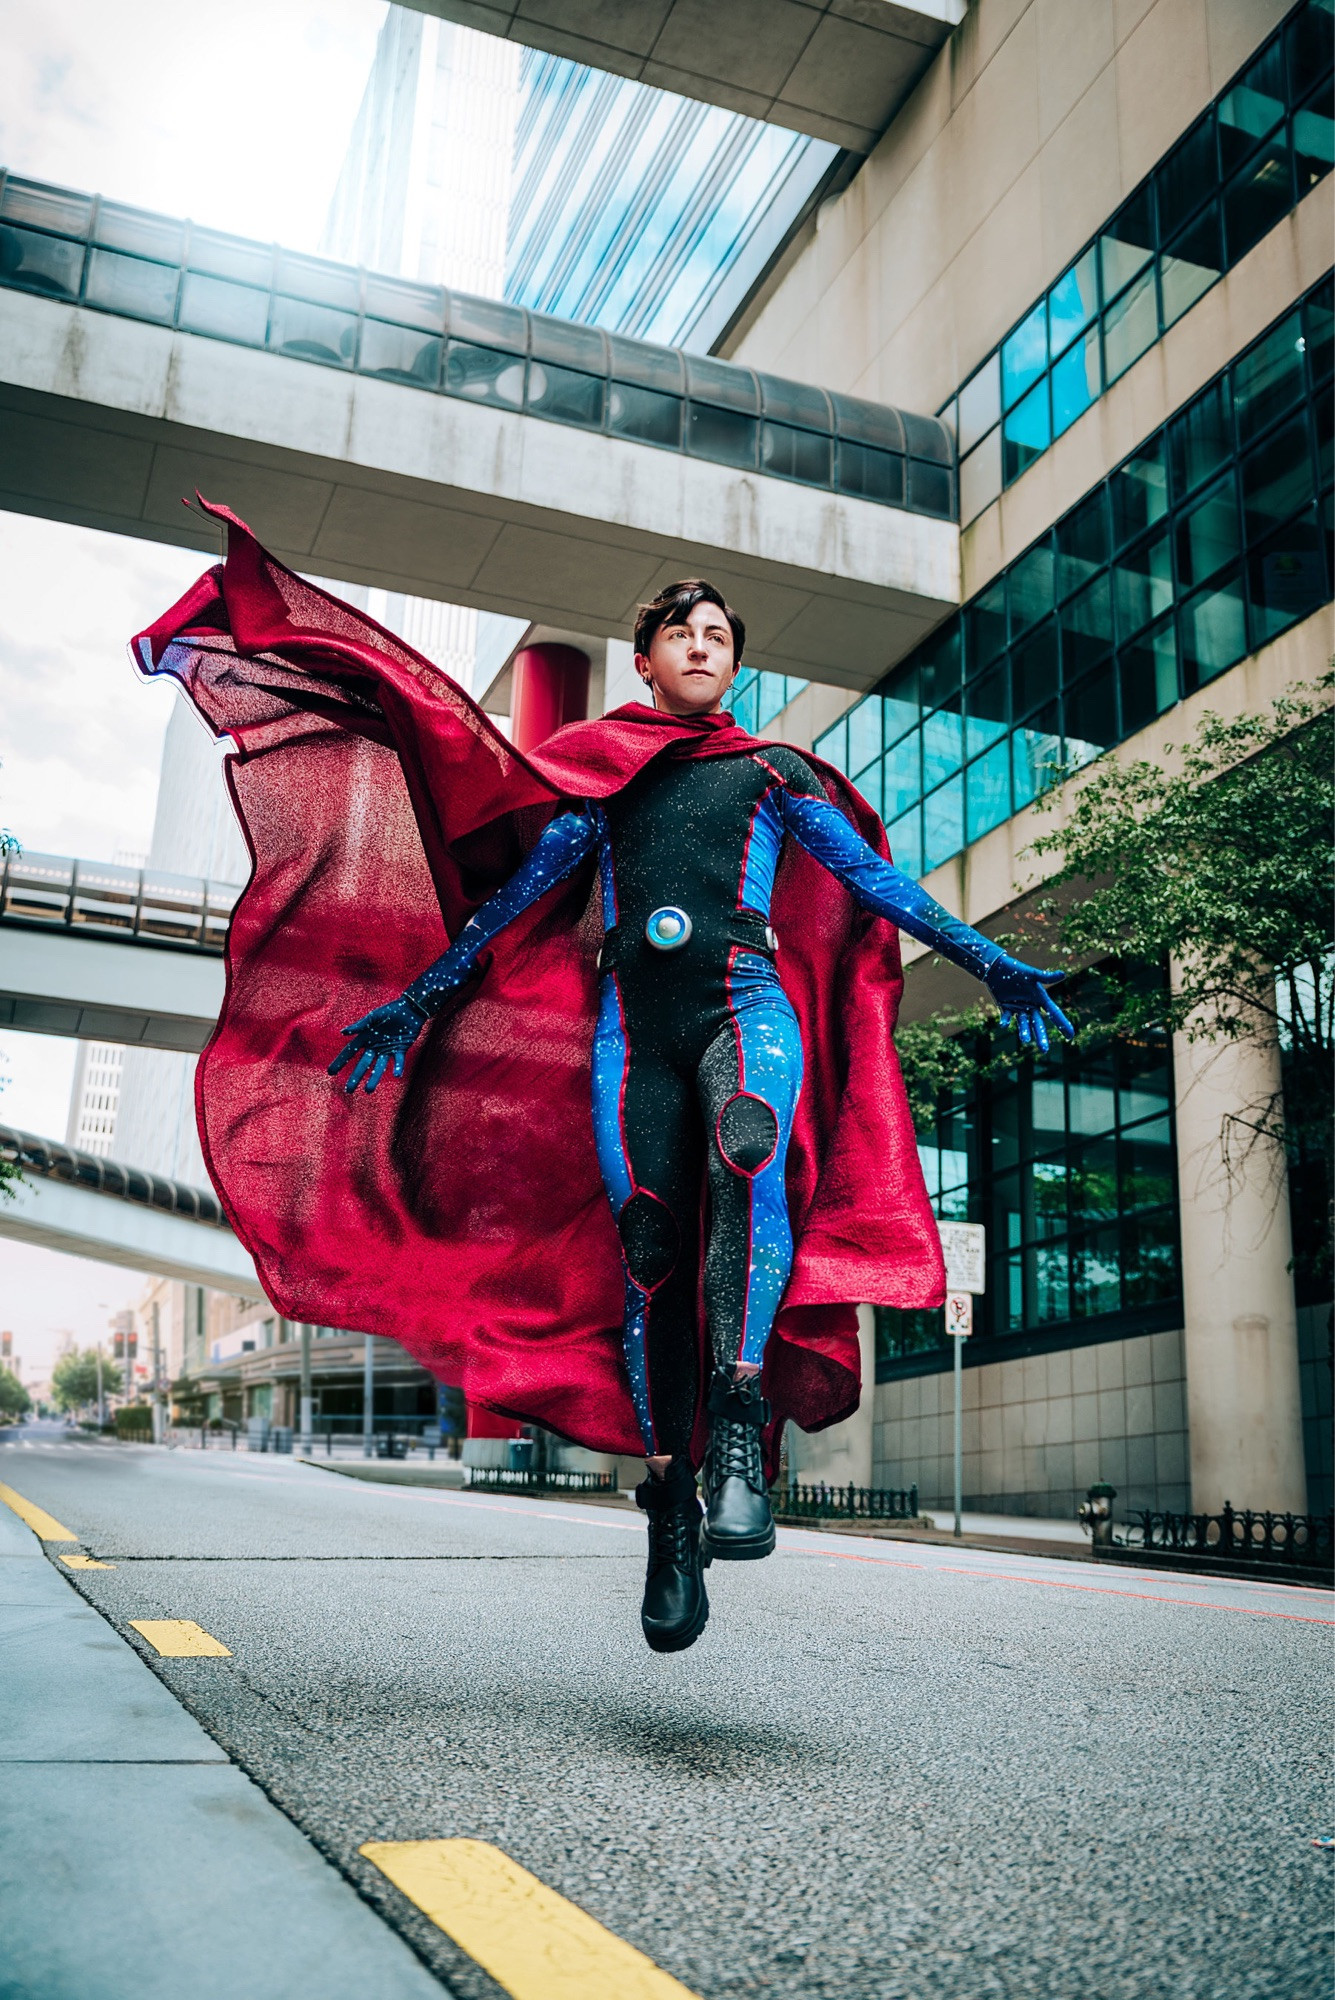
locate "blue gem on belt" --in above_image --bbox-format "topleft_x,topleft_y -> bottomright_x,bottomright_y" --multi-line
645,906 -> 692,951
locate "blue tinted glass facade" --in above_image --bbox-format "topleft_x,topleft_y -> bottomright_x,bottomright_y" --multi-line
821,277 -> 1333,878
947,0 -> 1333,524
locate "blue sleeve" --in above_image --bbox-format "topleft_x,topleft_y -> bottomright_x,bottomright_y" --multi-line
775,788 -> 1003,984
404,806 -> 597,1013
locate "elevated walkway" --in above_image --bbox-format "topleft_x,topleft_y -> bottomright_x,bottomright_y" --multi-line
0,1125 -> 259,1293
0,172 -> 959,692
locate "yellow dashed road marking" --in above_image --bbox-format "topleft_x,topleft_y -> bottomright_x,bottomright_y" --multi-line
128,1619 -> 231,1658
0,1481 -> 79,1542
360,1838 -> 701,2000
59,1554 -> 115,1570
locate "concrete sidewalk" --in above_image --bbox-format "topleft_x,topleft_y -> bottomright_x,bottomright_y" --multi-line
0,1499 -> 446,2000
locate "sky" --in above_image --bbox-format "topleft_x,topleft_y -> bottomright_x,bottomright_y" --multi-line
0,0 -> 390,1379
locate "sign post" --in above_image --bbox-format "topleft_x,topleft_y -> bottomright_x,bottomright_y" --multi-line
939,1224 -> 986,1539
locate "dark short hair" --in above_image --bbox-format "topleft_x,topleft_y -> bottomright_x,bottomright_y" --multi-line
633,580 -> 745,663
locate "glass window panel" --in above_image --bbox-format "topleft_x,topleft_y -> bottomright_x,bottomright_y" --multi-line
1241,416 -> 1315,540
94,203 -> 185,262
187,230 -> 272,288
608,382 -> 681,448
1011,703 -> 1062,808
816,714 -> 849,772
1013,618 -> 1059,716
1001,300 -> 1048,410
1120,1118 -> 1175,1214
922,775 -> 965,872
1069,1136 -> 1119,1225
527,361 -> 606,429
967,581 -> 1008,673
1177,475 -> 1240,589
882,730 -> 923,821
1233,312 -> 1306,444
1071,1227 -> 1122,1318
607,335 -> 684,394
1180,564 -> 1248,686
959,427 -> 1001,524
1055,489 -> 1110,598
957,353 -> 1001,454
0,179 -> 93,236
685,355 -> 759,413
686,403 -> 757,469
1222,134 -> 1296,266
1110,440 -> 1168,546
1032,1074 -> 1067,1140
1047,249 -> 1099,359
1031,1241 -> 1071,1322
178,271 -> 269,346
836,441 -> 904,505
853,759 -> 884,817
903,412 -> 952,464
1303,282 -> 1333,383
1113,530 -> 1173,640
445,340 -> 525,408
1159,200 -> 1223,329
1293,98 -> 1335,194
1288,1 -> 1335,103
831,392 -> 903,451
1155,114 -> 1217,240
1008,542 -> 1056,635
1068,1067 -> 1116,1138
1119,614 -> 1179,735
1119,1043 -> 1172,1125
1099,189 -> 1155,298
0,223 -> 84,299
274,252 -> 359,312
1060,574 -> 1114,679
1169,379 -> 1232,499
1121,1208 -> 1180,1307
1102,267 -> 1158,384
268,296 -> 357,368
1051,327 -> 1100,438
965,662 -> 1008,757
991,1092 -> 1022,1174
733,678 -> 760,734
919,625 -> 962,711
1001,1252 -> 1025,1329
887,805 -> 923,878
759,374 -> 831,430
1316,380 -> 1332,488
881,663 -> 920,748
83,247 -> 177,323
363,274 -> 447,334
450,294 -> 527,353
1064,661 -> 1118,770
1217,41 -> 1287,177
906,458 -> 953,518
848,699 -> 883,776
1002,375 -> 1050,483
761,421 -> 832,487
922,702 -> 964,791
1247,504 -> 1328,648
529,314 -> 606,373
965,741 -> 1011,844
358,319 -> 442,388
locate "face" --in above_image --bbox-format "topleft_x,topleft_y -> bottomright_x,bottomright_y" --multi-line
635,600 -> 738,717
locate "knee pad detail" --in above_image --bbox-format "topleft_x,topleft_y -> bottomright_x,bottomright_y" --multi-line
715,1092 -> 779,1178
618,1189 -> 680,1292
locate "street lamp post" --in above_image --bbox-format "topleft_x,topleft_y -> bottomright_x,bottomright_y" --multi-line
939,1223 -> 986,1541
299,1322 -> 313,1454
362,1334 -> 375,1458
95,1343 -> 105,1431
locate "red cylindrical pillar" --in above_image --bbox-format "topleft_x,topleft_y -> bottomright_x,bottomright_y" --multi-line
510,643 -> 590,753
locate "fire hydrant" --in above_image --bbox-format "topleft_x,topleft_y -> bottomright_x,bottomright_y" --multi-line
1078,1480 -> 1117,1549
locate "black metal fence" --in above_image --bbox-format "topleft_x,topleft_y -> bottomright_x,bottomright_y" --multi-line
465,1466 -> 618,1496
1122,1504 -> 1333,1576
772,1481 -> 920,1522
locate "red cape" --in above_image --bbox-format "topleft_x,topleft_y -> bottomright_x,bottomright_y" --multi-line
133,502 -> 944,1466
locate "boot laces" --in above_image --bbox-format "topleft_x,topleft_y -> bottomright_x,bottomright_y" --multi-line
648,1502 -> 695,1573
713,1412 -> 766,1493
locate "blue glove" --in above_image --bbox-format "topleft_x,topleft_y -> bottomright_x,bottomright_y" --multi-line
982,953 -> 1074,1054
328,993 -> 431,1096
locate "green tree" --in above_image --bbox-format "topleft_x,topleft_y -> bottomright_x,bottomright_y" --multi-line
51,1349 -> 122,1414
0,1365 -> 30,1421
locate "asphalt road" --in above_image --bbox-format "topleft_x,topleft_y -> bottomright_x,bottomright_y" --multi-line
4,1427 -> 1331,2000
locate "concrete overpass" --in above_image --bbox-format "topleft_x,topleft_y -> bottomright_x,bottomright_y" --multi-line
0,172 -> 959,693
0,850 -> 229,1052
399,0 -> 966,155
0,1126 -> 259,1295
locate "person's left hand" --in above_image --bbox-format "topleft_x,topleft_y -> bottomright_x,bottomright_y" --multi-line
983,954 -> 1075,1052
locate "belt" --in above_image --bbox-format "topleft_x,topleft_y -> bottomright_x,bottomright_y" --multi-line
598,908 -> 777,975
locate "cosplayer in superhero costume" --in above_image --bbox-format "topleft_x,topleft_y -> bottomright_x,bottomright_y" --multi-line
133,502 -> 1072,1654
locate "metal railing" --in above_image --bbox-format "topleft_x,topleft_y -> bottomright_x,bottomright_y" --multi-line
1120,1504 -> 1333,1575
0,848 -> 239,954
465,1466 -> 618,1496
0,1124 -> 231,1228
0,169 -> 956,520
772,1480 -> 920,1522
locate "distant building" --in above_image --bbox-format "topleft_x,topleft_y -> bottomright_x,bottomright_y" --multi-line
64,1041 -> 122,1156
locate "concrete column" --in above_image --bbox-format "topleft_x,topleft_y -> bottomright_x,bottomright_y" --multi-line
1173,989 -> 1307,1513
510,643 -> 590,753
788,1305 -> 877,1490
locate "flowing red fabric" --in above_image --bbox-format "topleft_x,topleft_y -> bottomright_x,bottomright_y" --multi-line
132,502 -> 944,1466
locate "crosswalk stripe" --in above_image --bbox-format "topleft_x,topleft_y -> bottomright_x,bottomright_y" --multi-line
0,1480 -> 79,1542
360,1838 -> 701,2000
128,1619 -> 232,1657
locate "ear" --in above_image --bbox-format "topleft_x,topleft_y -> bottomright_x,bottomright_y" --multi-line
634,650 -> 652,681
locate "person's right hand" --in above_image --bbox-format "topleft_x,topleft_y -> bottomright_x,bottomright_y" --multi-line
327,994 -> 429,1095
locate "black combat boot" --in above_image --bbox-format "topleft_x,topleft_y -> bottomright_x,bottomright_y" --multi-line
701,1369 -> 775,1562
635,1457 -> 709,1653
